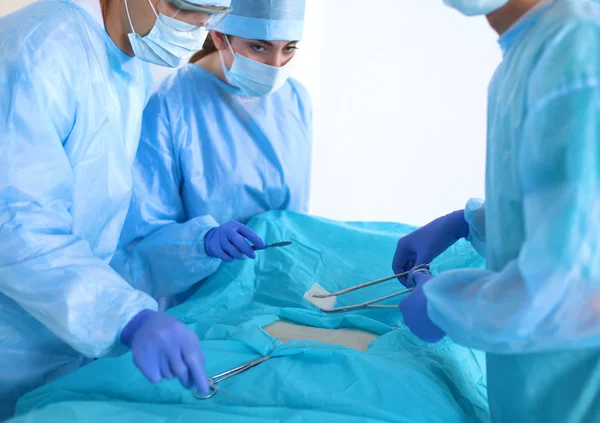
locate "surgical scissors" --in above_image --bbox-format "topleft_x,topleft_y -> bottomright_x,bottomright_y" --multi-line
311,264 -> 431,313
194,356 -> 272,400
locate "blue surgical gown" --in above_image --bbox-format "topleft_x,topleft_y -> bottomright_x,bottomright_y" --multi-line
424,0 -> 600,421
0,1 -> 158,419
111,64 -> 312,306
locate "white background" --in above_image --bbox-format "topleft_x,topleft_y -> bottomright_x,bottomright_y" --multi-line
1,0 -> 501,226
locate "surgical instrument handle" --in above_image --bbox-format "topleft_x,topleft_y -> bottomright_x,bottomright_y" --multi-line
212,356 -> 271,384
320,287 -> 414,313
194,356 -> 272,400
312,263 -> 430,299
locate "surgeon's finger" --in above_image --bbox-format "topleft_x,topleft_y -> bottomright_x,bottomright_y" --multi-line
214,244 -> 235,262
238,226 -> 265,250
393,263 -> 412,287
392,259 -> 409,275
401,262 -> 415,288
160,354 -> 175,380
230,233 -> 256,259
393,248 -> 416,287
168,347 -> 192,389
222,239 -> 245,260
414,255 -> 428,271
133,348 -> 162,383
414,253 -> 429,267
182,344 -> 209,395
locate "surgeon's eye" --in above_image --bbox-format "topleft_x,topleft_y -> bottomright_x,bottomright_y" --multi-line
284,45 -> 299,53
251,44 -> 267,52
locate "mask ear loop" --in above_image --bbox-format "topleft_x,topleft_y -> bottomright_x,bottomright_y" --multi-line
218,48 -> 226,67
224,35 -> 236,60
124,0 -> 136,33
125,0 -> 159,34
147,0 -> 160,18
218,34 -> 236,69
155,0 -> 184,20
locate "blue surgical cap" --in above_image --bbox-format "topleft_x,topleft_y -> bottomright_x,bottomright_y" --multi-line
213,0 -> 306,41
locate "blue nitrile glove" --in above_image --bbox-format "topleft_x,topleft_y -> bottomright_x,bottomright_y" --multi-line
398,269 -> 445,343
392,210 -> 469,287
204,221 -> 266,262
121,310 -> 210,395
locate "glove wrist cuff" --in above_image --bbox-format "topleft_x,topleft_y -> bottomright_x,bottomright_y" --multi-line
121,309 -> 155,347
204,227 -> 218,257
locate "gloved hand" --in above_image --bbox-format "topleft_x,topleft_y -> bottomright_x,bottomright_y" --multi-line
398,270 -> 445,343
121,309 -> 210,395
392,210 -> 469,287
204,221 -> 266,262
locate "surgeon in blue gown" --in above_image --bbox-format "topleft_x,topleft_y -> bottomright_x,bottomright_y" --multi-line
0,0 -> 232,419
393,0 -> 600,421
113,0 -> 312,309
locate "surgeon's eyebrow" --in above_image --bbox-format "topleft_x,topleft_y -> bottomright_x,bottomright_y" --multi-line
255,40 -> 299,47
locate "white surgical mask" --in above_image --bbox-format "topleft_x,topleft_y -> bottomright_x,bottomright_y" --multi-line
443,0 -> 509,16
219,36 -> 293,97
125,0 -> 209,68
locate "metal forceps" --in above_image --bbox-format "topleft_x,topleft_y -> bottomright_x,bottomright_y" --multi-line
194,356 -> 271,400
312,264 -> 431,313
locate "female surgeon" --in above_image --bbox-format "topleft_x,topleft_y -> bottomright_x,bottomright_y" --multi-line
112,0 -> 312,309
393,0 -> 600,421
0,0 -> 231,418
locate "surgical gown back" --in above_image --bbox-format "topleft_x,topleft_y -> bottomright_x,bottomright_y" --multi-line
424,0 -> 600,421
112,64 -> 312,307
0,0 -> 157,419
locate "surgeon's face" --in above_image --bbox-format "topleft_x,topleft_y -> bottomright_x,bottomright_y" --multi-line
129,0 -> 212,36
215,32 -> 299,69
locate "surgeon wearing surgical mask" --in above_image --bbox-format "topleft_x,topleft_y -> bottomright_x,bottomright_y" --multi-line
111,0 -> 311,310
0,0 -> 231,419
392,0 -> 600,421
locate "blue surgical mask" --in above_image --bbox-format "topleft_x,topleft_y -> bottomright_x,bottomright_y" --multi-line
219,37 -> 293,97
443,0 -> 509,16
125,0 -> 209,68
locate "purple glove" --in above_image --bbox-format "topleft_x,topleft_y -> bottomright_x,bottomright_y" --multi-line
399,270 -> 445,343
121,310 -> 210,395
205,221 -> 266,262
392,210 -> 469,287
